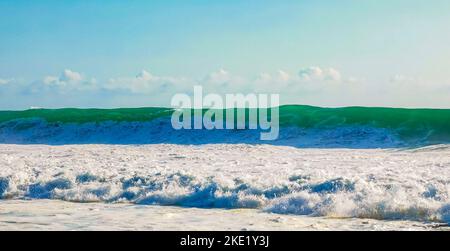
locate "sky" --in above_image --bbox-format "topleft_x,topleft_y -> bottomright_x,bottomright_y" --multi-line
1,0 -> 450,109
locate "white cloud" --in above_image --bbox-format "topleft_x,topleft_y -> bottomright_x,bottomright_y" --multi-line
298,66 -> 342,82
40,69 -> 96,92
252,70 -> 293,93
44,69 -> 84,85
60,69 -> 83,82
299,66 -> 323,81
324,68 -> 342,81
277,70 -> 290,82
107,70 -> 191,94
251,67 -> 347,94
200,69 -> 248,93
6,66 -> 449,109
0,78 -> 13,85
136,70 -> 154,81
2,67 -> 348,100
203,69 -> 232,84
43,76 -> 59,85
255,70 -> 291,83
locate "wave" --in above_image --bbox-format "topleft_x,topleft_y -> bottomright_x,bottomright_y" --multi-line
1,168 -> 449,223
0,105 -> 450,147
1,141 -> 449,223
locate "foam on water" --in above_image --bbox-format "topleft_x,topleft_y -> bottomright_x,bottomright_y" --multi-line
0,144 -> 449,223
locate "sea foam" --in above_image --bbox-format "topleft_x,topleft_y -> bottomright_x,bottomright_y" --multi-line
0,144 -> 449,223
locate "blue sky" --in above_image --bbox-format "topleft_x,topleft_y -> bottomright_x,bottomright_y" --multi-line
1,0 -> 450,109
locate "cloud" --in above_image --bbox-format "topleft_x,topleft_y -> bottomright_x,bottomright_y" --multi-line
256,70 -> 291,82
44,69 -> 85,85
7,66 -> 449,109
277,70 -> 291,82
38,69 -> 97,93
60,69 -> 83,82
251,67 -> 348,94
202,69 -> 246,87
43,76 -> 59,85
2,67 -> 348,100
199,69 -> 248,93
298,66 -> 323,81
203,69 -> 231,84
298,67 -> 342,82
136,70 -> 153,81
106,70 -> 192,94
252,70 -> 293,93
325,68 -> 342,81
0,78 -> 13,85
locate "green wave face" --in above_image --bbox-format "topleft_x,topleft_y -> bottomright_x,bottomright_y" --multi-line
0,105 -> 449,145
0,107 -> 174,124
279,106 -> 450,143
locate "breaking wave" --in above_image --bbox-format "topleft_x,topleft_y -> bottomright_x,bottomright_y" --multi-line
1,105 -> 449,147
0,170 -> 449,223
1,105 -> 449,223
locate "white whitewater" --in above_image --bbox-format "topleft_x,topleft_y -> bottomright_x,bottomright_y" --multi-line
1,200 -> 446,231
0,144 -> 449,230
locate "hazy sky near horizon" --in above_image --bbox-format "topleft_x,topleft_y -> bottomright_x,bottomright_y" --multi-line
1,0 -> 450,109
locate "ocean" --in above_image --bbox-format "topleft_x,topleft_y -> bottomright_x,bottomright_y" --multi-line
1,105 -> 450,146
0,105 -> 449,230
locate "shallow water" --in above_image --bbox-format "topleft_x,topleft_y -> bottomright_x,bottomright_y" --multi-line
1,200 -> 447,231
